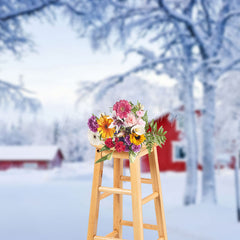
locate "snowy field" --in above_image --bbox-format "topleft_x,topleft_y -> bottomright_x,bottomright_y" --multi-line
0,162 -> 239,240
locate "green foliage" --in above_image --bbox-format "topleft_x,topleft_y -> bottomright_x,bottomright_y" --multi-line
145,132 -> 155,155
99,145 -> 110,152
142,111 -> 149,131
95,151 -> 113,163
131,105 -> 139,115
129,150 -> 139,163
145,120 -> 167,155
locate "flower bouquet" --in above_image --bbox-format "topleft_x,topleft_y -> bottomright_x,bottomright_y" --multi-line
88,100 -> 167,163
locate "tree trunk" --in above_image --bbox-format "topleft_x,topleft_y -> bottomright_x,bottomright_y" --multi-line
202,81 -> 217,203
183,79 -> 198,205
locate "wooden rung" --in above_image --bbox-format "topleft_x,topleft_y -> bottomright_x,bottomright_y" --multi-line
100,192 -> 112,200
105,230 -> 118,237
158,238 -> 165,240
120,220 -> 158,231
120,175 -> 152,184
142,192 -> 159,205
94,236 -> 126,240
99,186 -> 131,195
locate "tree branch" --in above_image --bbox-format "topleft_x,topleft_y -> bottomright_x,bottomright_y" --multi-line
0,0 -> 59,21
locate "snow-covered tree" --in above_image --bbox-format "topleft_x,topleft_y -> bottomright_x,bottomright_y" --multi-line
65,0 -> 240,204
0,0 -> 58,110
66,0 -> 199,205
216,71 -> 240,156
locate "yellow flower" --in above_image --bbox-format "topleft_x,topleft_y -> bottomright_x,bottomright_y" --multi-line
130,132 -> 146,145
97,115 -> 115,139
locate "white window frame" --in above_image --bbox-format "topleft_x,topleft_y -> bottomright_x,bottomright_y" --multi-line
172,141 -> 187,162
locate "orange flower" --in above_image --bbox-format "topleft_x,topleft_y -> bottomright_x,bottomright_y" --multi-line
97,115 -> 115,139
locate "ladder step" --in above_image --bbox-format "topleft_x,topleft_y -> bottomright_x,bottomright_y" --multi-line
120,220 -> 158,231
142,192 -> 159,205
120,175 -> 152,184
99,186 -> 131,195
94,236 -> 126,240
100,192 -> 112,200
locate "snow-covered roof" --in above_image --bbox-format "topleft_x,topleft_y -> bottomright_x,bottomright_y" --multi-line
0,145 -> 62,161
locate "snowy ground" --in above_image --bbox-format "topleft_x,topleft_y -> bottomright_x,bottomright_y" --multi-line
0,162 -> 239,240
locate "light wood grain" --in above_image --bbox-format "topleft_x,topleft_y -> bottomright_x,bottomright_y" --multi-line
99,186 -> 131,195
104,230 -> 118,237
87,144 -> 168,240
100,192 -> 112,200
149,146 -> 168,240
113,158 -> 123,238
130,156 -> 144,240
94,236 -> 126,240
87,150 -> 104,240
120,220 -> 158,231
93,143 -> 157,159
120,175 -> 152,184
142,192 -> 159,205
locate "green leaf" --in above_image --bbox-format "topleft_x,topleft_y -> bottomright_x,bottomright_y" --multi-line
153,122 -> 158,132
129,151 -> 137,163
150,119 -> 155,128
142,110 -> 148,123
95,152 -> 113,164
99,145 -> 110,152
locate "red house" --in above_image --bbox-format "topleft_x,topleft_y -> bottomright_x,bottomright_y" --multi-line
0,145 -> 64,171
140,112 -> 186,172
124,109 -> 203,172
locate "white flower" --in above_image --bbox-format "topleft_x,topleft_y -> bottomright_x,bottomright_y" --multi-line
88,130 -> 102,146
131,125 -> 145,135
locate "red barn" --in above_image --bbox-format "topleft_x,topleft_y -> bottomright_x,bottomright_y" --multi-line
124,109 -> 236,172
141,110 -> 204,172
124,109 -> 203,172
140,112 -> 186,172
0,146 -> 64,171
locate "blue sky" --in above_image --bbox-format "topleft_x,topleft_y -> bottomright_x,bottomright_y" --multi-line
0,15 -> 176,122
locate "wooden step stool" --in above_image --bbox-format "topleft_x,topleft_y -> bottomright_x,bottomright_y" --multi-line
87,145 -> 168,240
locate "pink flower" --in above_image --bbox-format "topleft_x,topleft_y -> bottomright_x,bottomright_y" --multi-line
136,110 -> 145,117
125,113 -> 137,127
113,100 -> 132,119
137,118 -> 146,126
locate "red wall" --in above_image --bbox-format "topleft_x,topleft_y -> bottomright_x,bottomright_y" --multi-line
0,150 -> 64,171
0,161 -> 49,170
124,113 -> 187,172
141,114 -> 186,172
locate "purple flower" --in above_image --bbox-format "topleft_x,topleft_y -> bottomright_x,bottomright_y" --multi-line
125,135 -> 131,146
113,116 -> 124,127
124,145 -> 130,152
132,144 -> 141,152
88,115 -> 99,132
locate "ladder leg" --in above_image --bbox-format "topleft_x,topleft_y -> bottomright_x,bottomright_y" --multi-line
149,147 -> 168,240
113,158 -> 123,238
87,150 -> 104,240
130,157 -> 144,240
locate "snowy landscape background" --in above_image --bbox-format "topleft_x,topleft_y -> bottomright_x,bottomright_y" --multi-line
0,1 -> 240,240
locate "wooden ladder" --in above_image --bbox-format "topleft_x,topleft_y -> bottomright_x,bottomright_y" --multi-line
87,145 -> 168,240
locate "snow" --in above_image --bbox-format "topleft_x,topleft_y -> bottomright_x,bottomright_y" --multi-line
0,145 -> 61,161
0,162 -> 239,240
